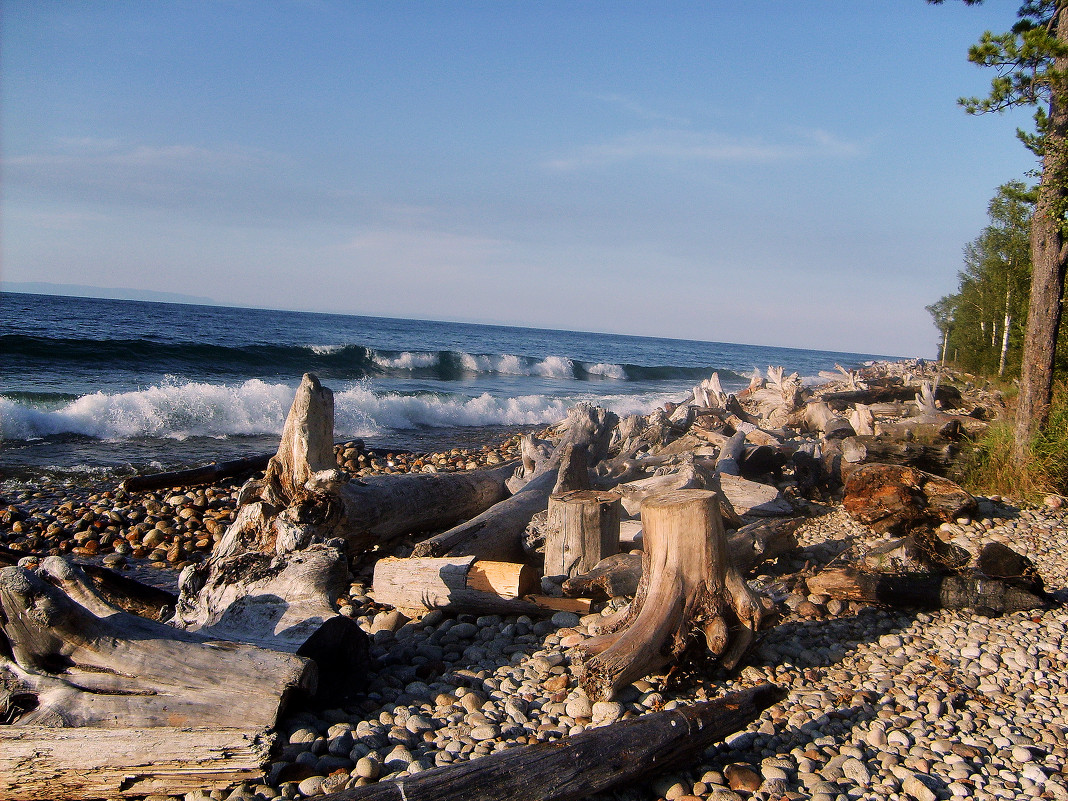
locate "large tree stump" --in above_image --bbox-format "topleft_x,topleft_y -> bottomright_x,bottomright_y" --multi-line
574,489 -> 765,701
544,489 -> 621,579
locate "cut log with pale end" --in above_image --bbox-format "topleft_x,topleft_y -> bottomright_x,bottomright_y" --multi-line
574,489 -> 765,701
372,556 -> 540,615
412,404 -> 618,561
316,683 -> 784,801
806,567 -> 1047,614
544,489 -> 621,579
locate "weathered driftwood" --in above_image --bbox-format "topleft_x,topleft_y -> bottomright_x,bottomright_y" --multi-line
806,567 -> 1047,614
121,453 -> 273,493
172,374 -> 370,700
544,489 -> 621,579
0,727 -> 275,800
317,684 -> 784,801
843,463 -> 977,535
412,405 -> 618,561
718,472 -> 794,516
575,489 -> 765,701
803,401 -> 856,440
372,556 -> 541,615
0,558 -> 313,799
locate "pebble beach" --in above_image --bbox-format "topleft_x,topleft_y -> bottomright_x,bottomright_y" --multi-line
2,435 -> 1067,801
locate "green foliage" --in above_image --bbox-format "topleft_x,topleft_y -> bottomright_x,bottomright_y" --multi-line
927,182 -> 1034,374
961,380 -> 1068,498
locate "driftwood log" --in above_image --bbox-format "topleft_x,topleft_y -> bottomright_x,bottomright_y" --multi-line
575,489 -> 765,701
0,558 -> 314,799
806,567 -> 1047,614
843,463 -> 977,535
318,684 -> 784,801
412,405 -> 618,561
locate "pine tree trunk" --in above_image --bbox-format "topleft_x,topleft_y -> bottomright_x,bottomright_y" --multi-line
1014,3 -> 1068,463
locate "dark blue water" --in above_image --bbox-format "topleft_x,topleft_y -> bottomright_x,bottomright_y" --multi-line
0,292 -> 895,479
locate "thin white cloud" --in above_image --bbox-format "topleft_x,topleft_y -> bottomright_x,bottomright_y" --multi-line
545,127 -> 863,171
593,93 -> 692,126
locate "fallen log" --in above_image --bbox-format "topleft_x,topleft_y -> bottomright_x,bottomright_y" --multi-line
0,558 -> 314,799
317,683 -> 785,801
575,489 -> 765,701
121,453 -> 273,493
806,567 -> 1048,614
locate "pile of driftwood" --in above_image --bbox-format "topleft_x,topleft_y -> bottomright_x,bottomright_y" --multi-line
0,363 -> 1047,799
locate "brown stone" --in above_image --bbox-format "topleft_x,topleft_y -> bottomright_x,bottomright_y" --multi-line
724,763 -> 762,793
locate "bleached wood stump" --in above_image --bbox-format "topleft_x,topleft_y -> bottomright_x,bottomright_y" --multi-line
544,490 -> 621,579
574,489 -> 764,701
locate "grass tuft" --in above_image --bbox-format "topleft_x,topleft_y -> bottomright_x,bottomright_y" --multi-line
960,382 -> 1068,501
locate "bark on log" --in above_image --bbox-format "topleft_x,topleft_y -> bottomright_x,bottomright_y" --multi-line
843,463 -> 977,535
372,556 -> 541,615
544,490 -> 621,579
806,567 -> 1047,614
575,489 -> 765,701
412,405 -> 618,561
121,453 -> 273,492
317,684 -> 785,801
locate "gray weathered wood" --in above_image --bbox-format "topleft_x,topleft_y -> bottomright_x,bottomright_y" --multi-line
544,490 -> 621,578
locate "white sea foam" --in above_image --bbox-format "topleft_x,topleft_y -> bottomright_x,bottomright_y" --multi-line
372,351 -> 441,370
308,344 -> 346,355
0,380 -> 681,442
0,380 -> 297,441
457,353 -> 576,378
586,362 -> 627,380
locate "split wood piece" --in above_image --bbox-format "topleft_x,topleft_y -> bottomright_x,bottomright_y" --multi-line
0,727 -> 273,801
317,683 -> 784,801
0,558 -> 313,729
806,567 -> 1047,614
562,517 -> 802,600
544,489 -> 621,579
412,405 -> 618,561
843,463 -> 977,535
121,453 -> 273,493
372,556 -> 541,616
574,489 -> 765,701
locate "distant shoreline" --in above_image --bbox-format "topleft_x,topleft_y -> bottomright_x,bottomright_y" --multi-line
2,282 -> 216,307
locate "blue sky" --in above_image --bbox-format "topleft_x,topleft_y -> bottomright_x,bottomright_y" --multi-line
1,1 -> 1037,357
